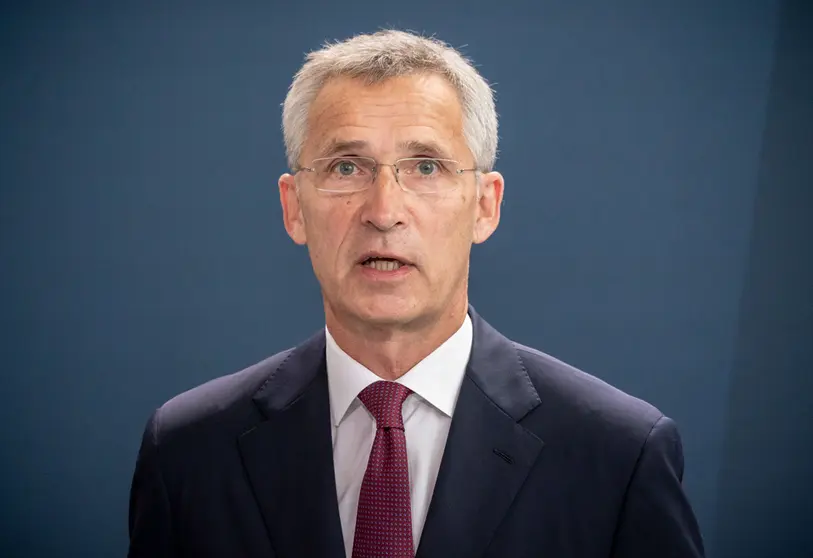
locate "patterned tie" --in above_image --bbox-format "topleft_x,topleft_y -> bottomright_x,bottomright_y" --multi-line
352,381 -> 414,558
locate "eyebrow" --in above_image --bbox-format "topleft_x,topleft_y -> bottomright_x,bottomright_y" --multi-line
316,139 -> 370,158
398,140 -> 453,160
314,138 -> 454,160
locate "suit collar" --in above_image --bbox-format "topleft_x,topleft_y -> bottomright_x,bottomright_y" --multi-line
465,304 -> 542,420
416,305 -> 545,557
239,331 -> 346,557
246,304 -> 539,418
249,329 -> 327,415
239,305 -> 544,558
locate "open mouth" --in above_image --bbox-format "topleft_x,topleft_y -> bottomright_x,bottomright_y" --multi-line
360,257 -> 408,272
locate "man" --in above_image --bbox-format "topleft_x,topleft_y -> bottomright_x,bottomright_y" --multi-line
128,30 -> 705,557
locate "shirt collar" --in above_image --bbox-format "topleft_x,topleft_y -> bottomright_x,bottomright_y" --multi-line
325,314 -> 473,427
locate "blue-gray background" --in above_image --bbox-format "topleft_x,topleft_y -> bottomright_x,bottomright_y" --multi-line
1,1 -> 810,556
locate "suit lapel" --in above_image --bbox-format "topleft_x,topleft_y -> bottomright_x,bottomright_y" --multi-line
416,308 -> 545,558
237,332 -> 346,558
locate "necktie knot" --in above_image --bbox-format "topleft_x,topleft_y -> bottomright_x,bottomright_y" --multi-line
357,381 -> 412,429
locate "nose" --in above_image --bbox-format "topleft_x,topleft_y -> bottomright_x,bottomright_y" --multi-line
360,164 -> 409,231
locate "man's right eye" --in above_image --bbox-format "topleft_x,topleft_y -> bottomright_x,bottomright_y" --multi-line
332,161 -> 358,176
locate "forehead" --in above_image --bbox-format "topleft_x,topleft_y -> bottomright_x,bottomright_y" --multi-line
304,73 -> 467,159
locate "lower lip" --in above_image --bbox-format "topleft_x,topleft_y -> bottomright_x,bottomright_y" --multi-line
357,262 -> 414,280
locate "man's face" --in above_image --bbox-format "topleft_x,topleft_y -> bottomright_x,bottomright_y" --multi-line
279,73 -> 503,330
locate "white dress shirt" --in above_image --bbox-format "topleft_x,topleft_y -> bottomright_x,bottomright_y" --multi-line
325,314 -> 473,557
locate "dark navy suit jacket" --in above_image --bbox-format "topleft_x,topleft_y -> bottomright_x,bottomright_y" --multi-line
128,307 -> 705,557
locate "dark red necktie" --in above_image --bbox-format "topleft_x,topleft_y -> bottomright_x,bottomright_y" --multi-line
352,381 -> 414,558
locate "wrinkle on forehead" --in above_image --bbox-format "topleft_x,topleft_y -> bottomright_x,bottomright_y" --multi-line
314,138 -> 456,161
304,74 -> 468,162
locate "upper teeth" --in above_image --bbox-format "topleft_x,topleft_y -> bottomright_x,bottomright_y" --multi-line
364,258 -> 403,271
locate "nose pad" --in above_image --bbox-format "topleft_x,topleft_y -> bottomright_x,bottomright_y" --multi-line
373,163 -> 404,191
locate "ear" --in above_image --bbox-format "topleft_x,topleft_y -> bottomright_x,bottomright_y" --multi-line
473,171 -> 504,244
279,173 -> 307,245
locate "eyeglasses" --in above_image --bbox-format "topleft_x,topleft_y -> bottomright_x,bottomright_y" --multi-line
293,156 -> 479,194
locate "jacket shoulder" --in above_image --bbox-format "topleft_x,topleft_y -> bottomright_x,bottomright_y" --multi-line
149,347 -> 295,440
513,342 -> 665,442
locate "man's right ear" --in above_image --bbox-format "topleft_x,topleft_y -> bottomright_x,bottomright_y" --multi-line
278,173 -> 307,245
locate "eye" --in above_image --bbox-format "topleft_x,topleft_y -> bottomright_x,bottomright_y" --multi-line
333,160 -> 358,176
416,159 -> 439,175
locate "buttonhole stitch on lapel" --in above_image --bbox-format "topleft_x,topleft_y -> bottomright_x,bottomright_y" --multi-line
493,448 -> 513,464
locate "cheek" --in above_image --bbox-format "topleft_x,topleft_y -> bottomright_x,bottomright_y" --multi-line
425,199 -> 476,266
304,203 -> 354,262
443,193 -> 477,239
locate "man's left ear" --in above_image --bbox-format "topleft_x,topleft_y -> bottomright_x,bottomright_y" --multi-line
473,171 -> 504,244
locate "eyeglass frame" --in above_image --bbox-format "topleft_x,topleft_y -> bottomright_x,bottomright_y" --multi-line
292,156 -> 481,194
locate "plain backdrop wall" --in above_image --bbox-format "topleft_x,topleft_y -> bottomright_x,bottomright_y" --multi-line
1,1 -> 809,556
715,1 -> 813,556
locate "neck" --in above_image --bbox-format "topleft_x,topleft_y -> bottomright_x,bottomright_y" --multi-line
325,297 -> 469,381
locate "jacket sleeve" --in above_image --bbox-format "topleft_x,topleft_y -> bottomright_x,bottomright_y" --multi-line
128,409 -> 176,558
610,415 -> 706,557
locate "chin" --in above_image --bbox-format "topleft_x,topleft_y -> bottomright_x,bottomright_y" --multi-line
349,295 -> 422,326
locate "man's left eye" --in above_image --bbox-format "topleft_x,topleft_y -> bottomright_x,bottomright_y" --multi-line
417,160 -> 438,174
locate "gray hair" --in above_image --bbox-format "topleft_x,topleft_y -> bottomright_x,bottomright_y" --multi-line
281,30 -> 498,172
